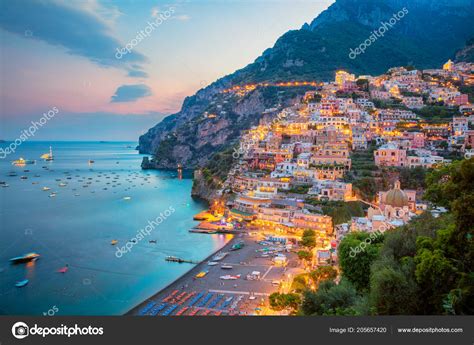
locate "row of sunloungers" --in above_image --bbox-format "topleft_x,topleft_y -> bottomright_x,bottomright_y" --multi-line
138,291 -> 243,316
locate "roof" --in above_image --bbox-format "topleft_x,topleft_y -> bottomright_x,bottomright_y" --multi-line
385,181 -> 408,207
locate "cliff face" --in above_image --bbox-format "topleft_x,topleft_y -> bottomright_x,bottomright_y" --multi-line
191,170 -> 218,201
139,0 -> 474,171
138,85 -> 300,169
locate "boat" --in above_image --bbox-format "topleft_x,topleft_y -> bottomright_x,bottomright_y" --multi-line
189,229 -> 217,234
219,274 -> 241,280
42,187 -> 51,191
88,160 -> 95,164
149,240 -> 157,244
165,256 -> 197,264
9,252 -> 40,264
15,279 -> 29,287
231,242 -> 245,251
221,265 -> 233,269
207,261 -> 218,266
20,176 -> 28,180
49,192 -> 56,197
7,172 -> 17,177
212,252 -> 228,261
12,158 -> 35,166
195,270 -> 209,278
58,182 -> 67,187
1,183 -> 9,188
123,196 -> 131,200
57,266 -> 68,273
111,240 -> 118,245
40,146 -> 54,161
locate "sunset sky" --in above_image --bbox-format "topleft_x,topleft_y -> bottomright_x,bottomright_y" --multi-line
0,0 -> 333,140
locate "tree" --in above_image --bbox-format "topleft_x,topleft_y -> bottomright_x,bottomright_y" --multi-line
301,229 -> 317,248
300,279 -> 360,315
369,257 -> 419,315
297,250 -> 313,261
424,158 -> 474,265
269,293 -> 301,311
310,266 -> 338,285
399,166 -> 428,190
353,177 -> 378,201
338,232 -> 384,292
291,273 -> 310,293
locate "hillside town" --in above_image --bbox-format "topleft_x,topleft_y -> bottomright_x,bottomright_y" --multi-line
191,60 -> 474,313
133,60 -> 473,316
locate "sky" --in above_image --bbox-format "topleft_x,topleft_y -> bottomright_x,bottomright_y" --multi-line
0,0 -> 333,141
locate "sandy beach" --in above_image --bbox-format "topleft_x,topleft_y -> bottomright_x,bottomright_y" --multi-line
127,230 -> 303,316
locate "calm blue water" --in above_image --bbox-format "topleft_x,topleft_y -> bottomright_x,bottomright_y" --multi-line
0,142 -> 230,315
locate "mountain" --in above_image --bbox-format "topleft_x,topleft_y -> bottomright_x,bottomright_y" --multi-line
138,0 -> 474,171
455,37 -> 474,63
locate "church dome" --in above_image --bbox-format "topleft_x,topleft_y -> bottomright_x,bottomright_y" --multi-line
385,181 -> 408,208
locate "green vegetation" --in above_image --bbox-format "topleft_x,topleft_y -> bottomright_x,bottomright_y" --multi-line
154,135 -> 178,164
286,185 -> 311,194
291,273 -> 311,293
414,105 -> 459,122
301,229 -> 316,248
310,266 -> 338,286
300,159 -> 474,315
338,232 -> 385,292
372,98 -> 407,110
353,177 -> 378,201
398,166 -> 429,190
301,279 -> 363,316
269,293 -> 301,311
297,250 -> 313,261
306,199 -> 365,225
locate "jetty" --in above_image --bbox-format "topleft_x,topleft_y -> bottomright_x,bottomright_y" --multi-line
165,256 -> 199,264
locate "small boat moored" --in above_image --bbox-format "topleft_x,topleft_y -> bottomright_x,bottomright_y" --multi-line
212,252 -> 228,262
15,279 -> 29,287
12,158 -> 35,166
195,270 -> 209,278
9,252 -> 40,264
57,266 -> 68,273
231,241 -> 245,251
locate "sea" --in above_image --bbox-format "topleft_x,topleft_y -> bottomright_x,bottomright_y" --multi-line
0,141 -> 230,315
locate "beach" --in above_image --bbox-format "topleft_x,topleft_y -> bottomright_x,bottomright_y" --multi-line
127,229 -> 303,316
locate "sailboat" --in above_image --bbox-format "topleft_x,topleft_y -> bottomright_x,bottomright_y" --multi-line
40,146 -> 54,161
